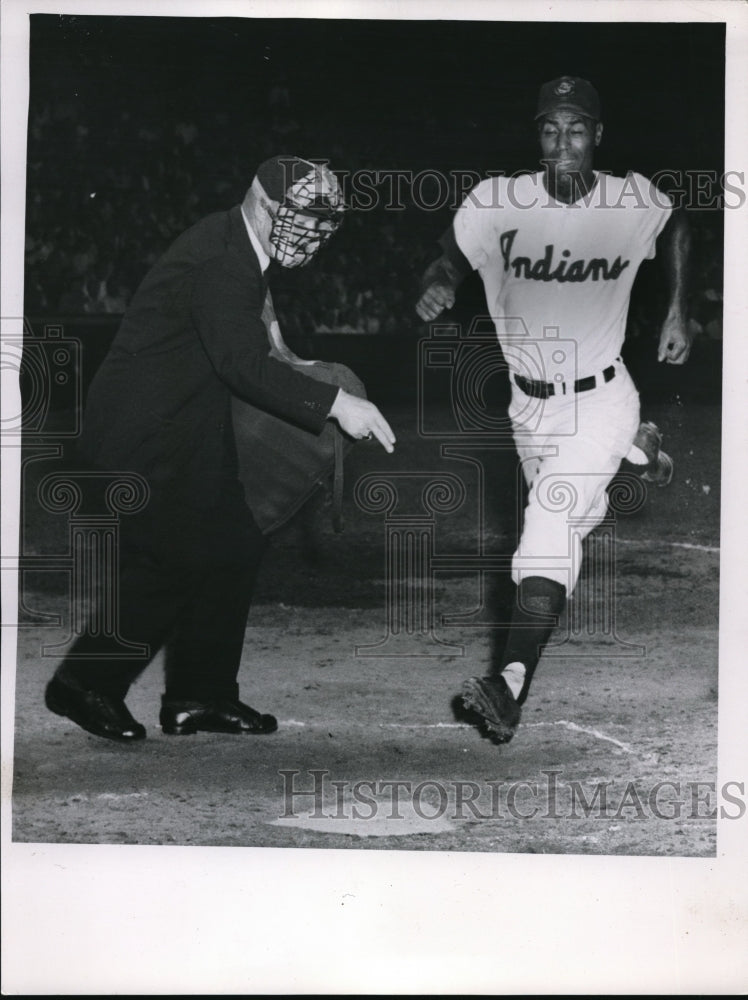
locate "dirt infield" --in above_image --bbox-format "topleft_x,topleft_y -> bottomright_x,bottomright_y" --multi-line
10,401 -> 721,855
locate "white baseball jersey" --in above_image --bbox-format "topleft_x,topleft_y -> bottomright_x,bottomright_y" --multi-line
453,171 -> 673,383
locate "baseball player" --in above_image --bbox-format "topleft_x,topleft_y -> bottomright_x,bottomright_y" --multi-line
416,77 -> 691,743
45,155 -> 395,743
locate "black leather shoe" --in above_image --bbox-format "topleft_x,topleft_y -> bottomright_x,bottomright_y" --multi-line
45,676 -> 146,742
160,698 -> 278,735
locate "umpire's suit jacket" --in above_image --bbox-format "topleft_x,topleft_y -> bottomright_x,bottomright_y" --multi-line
79,206 -> 338,515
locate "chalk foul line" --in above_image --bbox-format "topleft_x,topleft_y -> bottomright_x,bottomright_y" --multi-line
521,720 -> 635,754
614,538 -> 719,554
282,719 -> 644,755
378,720 -> 636,754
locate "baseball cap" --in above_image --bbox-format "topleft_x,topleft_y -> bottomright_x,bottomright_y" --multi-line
255,155 -> 344,216
535,76 -> 602,121
256,156 -> 314,202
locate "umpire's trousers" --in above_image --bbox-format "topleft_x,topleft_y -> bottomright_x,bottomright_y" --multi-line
55,477 -> 266,702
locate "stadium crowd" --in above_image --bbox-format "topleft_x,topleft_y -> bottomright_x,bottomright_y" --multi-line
24,92 -> 723,345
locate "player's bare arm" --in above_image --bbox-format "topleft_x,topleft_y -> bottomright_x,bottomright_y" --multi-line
657,207 -> 692,365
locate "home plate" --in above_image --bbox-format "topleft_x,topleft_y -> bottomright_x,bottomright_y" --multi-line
269,802 -> 455,838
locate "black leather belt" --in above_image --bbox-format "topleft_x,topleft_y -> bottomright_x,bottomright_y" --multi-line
514,364 -> 616,399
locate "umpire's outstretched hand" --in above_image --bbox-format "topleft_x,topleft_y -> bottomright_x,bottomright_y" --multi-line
329,389 -> 396,453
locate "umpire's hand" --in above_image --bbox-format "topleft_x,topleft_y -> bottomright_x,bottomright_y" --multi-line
329,389 -> 396,453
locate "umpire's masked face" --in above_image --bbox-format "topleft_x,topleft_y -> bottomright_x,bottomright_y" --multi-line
268,163 -> 346,268
269,204 -> 342,268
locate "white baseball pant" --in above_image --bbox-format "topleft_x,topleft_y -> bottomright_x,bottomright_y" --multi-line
508,360 -> 640,593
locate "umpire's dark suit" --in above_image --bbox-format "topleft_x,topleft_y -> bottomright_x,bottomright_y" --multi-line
59,205 -> 338,701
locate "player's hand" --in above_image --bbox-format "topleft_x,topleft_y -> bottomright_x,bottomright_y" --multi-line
657,313 -> 691,365
329,389 -> 396,453
415,282 -> 456,322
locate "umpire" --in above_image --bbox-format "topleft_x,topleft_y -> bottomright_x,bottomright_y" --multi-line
45,155 -> 395,742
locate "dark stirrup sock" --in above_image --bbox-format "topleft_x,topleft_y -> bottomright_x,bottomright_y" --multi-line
494,575 -> 567,705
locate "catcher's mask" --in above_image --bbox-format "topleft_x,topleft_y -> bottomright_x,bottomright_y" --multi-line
257,156 -> 345,268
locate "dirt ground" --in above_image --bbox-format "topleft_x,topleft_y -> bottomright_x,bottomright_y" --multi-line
8,400 -> 723,857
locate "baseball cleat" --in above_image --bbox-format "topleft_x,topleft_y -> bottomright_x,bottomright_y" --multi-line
641,448 -> 674,487
633,420 -> 674,487
460,675 -> 521,743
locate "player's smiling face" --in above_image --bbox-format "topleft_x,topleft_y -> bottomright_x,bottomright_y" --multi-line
538,111 -> 602,180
